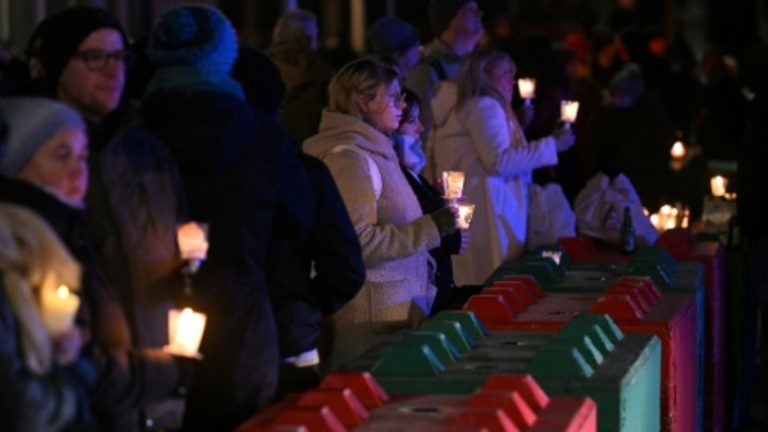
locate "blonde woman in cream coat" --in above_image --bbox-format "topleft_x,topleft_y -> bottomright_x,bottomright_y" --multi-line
431,49 -> 575,286
304,58 -> 458,369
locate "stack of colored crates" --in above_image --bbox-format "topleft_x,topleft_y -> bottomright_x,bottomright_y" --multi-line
237,372 -> 597,431
484,246 -> 705,432
337,312 -> 661,432
465,276 -> 696,432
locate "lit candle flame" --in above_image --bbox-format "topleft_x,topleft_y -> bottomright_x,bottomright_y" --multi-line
670,141 -> 686,159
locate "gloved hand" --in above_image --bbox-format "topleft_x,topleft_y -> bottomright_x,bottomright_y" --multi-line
552,126 -> 576,152
430,206 -> 459,237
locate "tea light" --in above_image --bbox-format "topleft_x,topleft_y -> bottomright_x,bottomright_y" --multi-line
442,171 -> 465,199
177,222 -> 209,272
41,285 -> 80,336
517,78 -> 536,104
457,203 -> 476,229
710,176 -> 727,197
164,307 -> 207,359
560,100 -> 580,125
670,141 -> 686,160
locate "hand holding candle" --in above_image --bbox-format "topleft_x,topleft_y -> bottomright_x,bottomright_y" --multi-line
517,78 -> 536,104
41,284 -> 80,337
164,307 -> 207,359
560,100 -> 580,126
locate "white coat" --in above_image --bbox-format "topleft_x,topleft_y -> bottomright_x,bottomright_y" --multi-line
430,82 -> 559,285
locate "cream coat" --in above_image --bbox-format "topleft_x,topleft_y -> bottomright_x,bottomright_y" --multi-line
431,83 -> 559,285
304,110 -> 441,369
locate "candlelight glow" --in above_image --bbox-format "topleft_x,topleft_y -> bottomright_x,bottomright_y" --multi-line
560,100 -> 580,123
650,204 -> 690,232
710,176 -> 727,197
670,141 -> 686,159
41,284 -> 80,336
177,222 -> 209,261
165,307 -> 207,359
457,203 -> 476,229
517,78 -> 536,99
442,171 -> 465,199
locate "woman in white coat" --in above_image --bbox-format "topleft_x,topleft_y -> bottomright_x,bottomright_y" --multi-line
303,58 -> 458,369
431,49 -> 575,286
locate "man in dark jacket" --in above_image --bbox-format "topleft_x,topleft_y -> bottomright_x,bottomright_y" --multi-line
142,6 -> 317,430
234,47 -> 366,397
21,7 -> 186,429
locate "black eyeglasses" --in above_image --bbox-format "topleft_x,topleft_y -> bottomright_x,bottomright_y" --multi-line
73,49 -> 134,70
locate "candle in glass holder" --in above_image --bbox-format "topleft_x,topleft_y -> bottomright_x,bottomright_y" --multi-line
177,222 -> 209,261
517,78 -> 536,103
670,141 -> 686,160
560,100 -> 580,124
710,176 -> 727,197
442,171 -> 465,199
41,285 -> 80,336
457,203 -> 476,229
164,307 -> 207,359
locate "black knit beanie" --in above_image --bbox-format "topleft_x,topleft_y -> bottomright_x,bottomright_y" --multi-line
26,7 -> 128,86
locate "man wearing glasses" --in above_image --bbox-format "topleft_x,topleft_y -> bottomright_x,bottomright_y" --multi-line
19,6 -> 186,431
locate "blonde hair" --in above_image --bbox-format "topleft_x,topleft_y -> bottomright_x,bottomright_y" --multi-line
328,57 -> 400,118
457,48 -> 515,113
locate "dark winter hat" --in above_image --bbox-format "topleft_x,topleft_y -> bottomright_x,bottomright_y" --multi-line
0,97 -> 85,176
26,7 -> 129,85
429,0 -> 472,36
368,16 -> 420,54
232,47 -> 286,116
148,5 -> 238,74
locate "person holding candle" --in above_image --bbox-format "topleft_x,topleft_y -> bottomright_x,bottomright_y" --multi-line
0,96 -> 186,431
304,58 -> 459,370
233,45 -> 367,396
0,203 -> 88,431
20,8 -> 186,379
392,88 -> 469,314
431,48 -> 575,286
142,5 -> 317,429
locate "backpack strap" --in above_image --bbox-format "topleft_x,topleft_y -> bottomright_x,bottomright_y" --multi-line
422,56 -> 447,81
330,145 -> 382,200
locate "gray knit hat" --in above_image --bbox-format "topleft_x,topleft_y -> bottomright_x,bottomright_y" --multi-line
0,97 -> 85,176
429,0 -> 473,35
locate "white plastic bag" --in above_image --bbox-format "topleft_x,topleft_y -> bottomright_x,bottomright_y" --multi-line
574,173 -> 659,245
527,182 -> 576,248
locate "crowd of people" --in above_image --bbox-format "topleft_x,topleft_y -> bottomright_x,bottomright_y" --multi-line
0,0 -> 767,430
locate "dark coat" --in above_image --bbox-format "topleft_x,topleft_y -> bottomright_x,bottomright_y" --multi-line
401,169 -> 462,313
84,104 -> 185,350
268,154 -> 364,359
0,176 -> 180,431
142,89 -> 314,431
